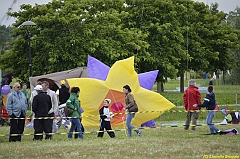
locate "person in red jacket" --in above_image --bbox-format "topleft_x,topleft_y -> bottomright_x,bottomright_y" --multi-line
183,79 -> 201,130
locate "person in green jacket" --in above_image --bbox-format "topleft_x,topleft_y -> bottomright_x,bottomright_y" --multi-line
66,87 -> 83,139
21,83 -> 29,101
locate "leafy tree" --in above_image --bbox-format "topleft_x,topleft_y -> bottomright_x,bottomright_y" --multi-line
124,0 -> 187,92
0,0 -> 239,90
227,7 -> 240,30
176,1 -> 239,91
124,0 -> 239,92
0,25 -> 16,75
207,4 -> 239,79
0,25 -> 14,50
0,0 -> 149,81
226,7 -> 240,84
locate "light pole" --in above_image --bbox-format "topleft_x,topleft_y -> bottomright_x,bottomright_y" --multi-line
21,21 -> 36,77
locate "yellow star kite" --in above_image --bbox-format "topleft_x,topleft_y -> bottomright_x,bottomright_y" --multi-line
67,57 -> 174,128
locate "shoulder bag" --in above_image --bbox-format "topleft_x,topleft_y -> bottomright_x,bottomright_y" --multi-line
64,97 -> 75,116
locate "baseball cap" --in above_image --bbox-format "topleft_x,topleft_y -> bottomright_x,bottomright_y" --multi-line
105,99 -> 111,104
60,80 -> 66,86
34,85 -> 43,91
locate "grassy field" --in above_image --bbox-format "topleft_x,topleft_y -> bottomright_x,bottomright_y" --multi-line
158,79 -> 240,122
0,124 -> 240,159
0,79 -> 240,159
156,79 -> 240,106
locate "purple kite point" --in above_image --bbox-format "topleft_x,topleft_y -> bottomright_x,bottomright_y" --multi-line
141,120 -> 156,127
87,55 -> 110,80
138,70 -> 159,90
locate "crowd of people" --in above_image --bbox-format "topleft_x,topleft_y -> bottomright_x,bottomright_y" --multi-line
0,71 -> 223,142
1,78 -> 141,141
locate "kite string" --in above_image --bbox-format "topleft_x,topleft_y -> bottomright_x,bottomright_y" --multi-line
137,2 -> 144,56
109,89 -> 127,137
186,1 -> 190,112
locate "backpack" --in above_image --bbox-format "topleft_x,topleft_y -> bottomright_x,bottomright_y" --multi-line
230,112 -> 239,124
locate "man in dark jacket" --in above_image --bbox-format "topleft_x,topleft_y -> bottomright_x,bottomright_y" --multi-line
193,86 -> 221,134
56,80 -> 70,129
57,80 -> 70,105
32,85 -> 52,140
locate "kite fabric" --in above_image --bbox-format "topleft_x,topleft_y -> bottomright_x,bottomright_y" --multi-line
87,55 -> 159,127
67,56 -> 174,128
87,55 -> 110,81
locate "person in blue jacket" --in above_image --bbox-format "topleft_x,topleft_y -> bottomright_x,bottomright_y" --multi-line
6,82 -> 28,142
193,86 -> 221,134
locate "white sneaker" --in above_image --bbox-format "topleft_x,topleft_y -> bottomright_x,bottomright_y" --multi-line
138,131 -> 142,137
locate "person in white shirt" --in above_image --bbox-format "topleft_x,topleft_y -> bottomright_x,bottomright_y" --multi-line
29,81 -> 42,122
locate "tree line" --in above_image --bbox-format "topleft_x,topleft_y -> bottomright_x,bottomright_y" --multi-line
0,0 -> 239,91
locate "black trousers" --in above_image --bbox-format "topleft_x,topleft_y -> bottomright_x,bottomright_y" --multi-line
34,118 -> 51,140
97,120 -> 115,138
9,112 -> 25,142
47,113 -> 54,139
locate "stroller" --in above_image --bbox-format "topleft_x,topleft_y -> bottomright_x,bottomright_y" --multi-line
56,103 -> 71,129
0,84 -> 11,126
56,103 -> 85,133
0,98 -> 10,126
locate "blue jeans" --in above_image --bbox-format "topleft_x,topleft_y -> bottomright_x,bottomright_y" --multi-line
126,113 -> 140,137
68,118 -> 83,139
206,111 -> 219,134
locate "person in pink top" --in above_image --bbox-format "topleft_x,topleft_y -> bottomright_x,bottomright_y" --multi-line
183,80 -> 201,130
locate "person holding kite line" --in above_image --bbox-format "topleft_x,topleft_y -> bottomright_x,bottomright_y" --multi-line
193,86 -> 221,134
123,85 -> 141,137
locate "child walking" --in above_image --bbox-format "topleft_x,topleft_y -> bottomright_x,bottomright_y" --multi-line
97,99 -> 115,138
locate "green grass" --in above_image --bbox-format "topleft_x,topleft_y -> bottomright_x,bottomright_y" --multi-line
155,79 -> 240,123
0,79 -> 240,158
0,124 -> 240,159
157,79 -> 240,106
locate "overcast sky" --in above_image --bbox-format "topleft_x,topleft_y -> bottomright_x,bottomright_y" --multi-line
0,0 -> 240,26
